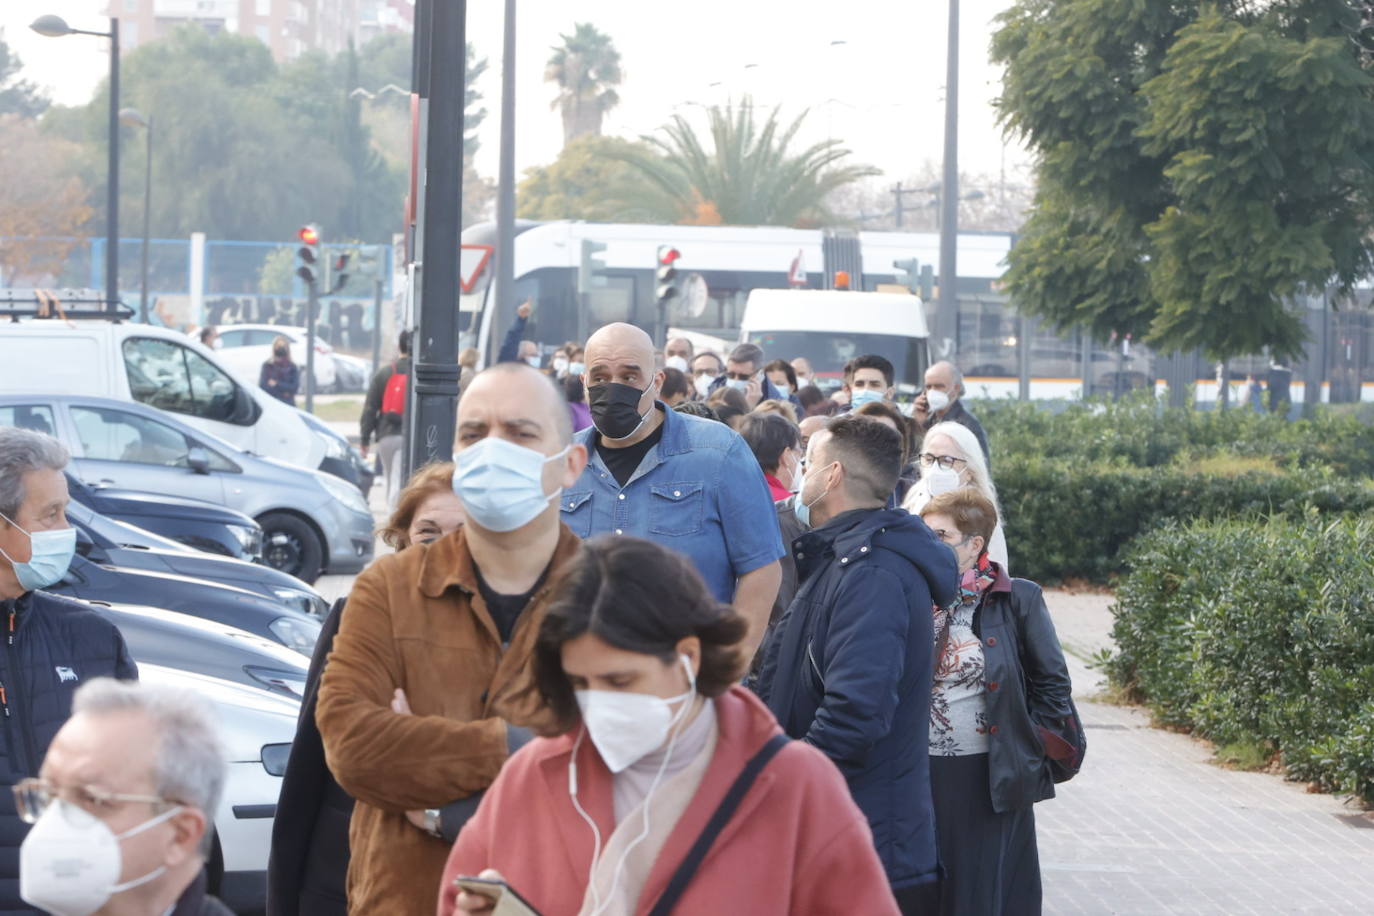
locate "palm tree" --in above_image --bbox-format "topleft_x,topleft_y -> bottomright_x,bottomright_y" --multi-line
545,23 -> 622,146
613,99 -> 881,227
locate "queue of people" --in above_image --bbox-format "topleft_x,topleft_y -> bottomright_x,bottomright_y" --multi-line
0,315 -> 1081,916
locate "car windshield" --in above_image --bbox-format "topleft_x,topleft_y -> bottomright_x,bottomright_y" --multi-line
746,331 -> 928,393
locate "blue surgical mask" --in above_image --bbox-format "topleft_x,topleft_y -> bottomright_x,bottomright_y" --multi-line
0,513 -> 76,592
452,438 -> 569,533
726,378 -> 750,393
569,361 -> 586,377
850,389 -> 885,409
791,462 -> 835,530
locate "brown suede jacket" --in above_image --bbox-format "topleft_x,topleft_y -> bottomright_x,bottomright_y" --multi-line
315,524 -> 582,915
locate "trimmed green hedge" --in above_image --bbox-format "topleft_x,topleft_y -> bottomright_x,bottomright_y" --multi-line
996,456 -> 1374,583
1107,518 -> 1374,804
976,396 -> 1374,477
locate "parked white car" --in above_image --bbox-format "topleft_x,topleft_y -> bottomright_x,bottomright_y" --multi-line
0,319 -> 327,471
215,324 -> 337,392
136,663 -> 299,915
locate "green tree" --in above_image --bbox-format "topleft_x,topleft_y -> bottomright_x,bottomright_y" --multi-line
992,0 -> 1374,360
517,135 -> 666,221
613,99 -> 879,227
545,23 -> 622,146
0,35 -> 49,118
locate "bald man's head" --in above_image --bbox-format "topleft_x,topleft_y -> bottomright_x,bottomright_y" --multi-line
460,362 -> 572,447
585,323 -> 655,371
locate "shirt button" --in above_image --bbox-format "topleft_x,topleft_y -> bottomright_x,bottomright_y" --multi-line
986,636 -> 997,647
987,681 -> 999,692
567,501 -> 575,509
614,528 -> 623,535
860,546 -> 869,553
617,493 -> 625,500
673,490 -> 681,497
840,557 -> 849,565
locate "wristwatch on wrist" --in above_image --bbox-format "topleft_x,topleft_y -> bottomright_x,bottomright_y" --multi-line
422,808 -> 443,839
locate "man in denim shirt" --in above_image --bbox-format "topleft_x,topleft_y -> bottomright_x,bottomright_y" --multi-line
563,323 -> 784,657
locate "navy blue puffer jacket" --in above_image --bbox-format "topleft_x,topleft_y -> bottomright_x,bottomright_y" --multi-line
0,590 -> 138,915
755,507 -> 957,890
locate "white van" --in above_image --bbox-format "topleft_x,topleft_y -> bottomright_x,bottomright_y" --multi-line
0,320 -> 325,470
740,289 -> 931,396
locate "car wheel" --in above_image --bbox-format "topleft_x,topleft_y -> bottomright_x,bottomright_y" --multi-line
258,512 -> 324,584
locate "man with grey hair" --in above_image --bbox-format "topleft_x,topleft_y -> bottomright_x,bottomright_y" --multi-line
708,341 -> 790,408
913,360 -> 990,466
0,426 -> 138,914
18,678 -> 230,915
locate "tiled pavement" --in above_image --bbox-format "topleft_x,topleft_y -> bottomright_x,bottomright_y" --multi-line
1038,591 -> 1374,914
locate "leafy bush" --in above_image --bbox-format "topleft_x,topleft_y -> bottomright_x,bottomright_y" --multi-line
976,395 -> 1374,477
996,456 -> 1374,583
1107,517 -> 1374,804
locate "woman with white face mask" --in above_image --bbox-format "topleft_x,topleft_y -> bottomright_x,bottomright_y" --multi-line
901,422 -> 1009,570
439,537 -> 899,916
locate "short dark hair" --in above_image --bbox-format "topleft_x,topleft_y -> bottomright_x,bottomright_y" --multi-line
822,415 -> 901,502
398,329 -> 412,355
674,400 -> 720,422
534,537 -> 748,732
660,367 -> 692,402
854,401 -> 914,464
563,374 -> 585,404
738,412 -> 800,474
851,354 -> 894,388
797,385 -> 826,412
728,342 -> 764,369
763,359 -> 798,392
713,404 -> 745,427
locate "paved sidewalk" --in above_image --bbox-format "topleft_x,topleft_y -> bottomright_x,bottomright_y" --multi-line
1038,591 -> 1374,914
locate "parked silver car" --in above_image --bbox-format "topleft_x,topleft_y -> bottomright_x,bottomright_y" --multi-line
0,394 -> 374,582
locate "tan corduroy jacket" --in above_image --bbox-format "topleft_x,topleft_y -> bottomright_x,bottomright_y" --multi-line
316,524 -> 581,915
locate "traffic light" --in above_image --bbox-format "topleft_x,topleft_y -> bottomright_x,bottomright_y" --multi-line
329,252 -> 350,294
655,245 -> 681,309
578,240 -> 607,295
893,258 -> 921,294
296,224 -> 321,287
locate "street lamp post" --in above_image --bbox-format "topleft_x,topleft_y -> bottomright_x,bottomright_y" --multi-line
937,0 -> 959,361
120,109 -> 152,324
32,14 -> 121,316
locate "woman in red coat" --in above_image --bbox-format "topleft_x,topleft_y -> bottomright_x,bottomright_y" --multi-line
438,536 -> 898,916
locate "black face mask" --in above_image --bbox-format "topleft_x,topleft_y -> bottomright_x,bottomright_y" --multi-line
587,382 -> 653,440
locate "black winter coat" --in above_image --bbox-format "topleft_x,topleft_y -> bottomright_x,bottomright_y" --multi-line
970,569 -> 1075,813
754,508 -> 957,890
266,600 -> 352,916
0,590 -> 138,915
170,871 -> 234,916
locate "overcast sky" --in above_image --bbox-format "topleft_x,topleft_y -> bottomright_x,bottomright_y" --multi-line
2,0 -> 1029,196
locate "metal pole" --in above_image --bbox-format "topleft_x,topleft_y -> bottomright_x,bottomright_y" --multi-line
371,274 -> 384,374
893,182 -> 903,229
407,0 -> 465,474
492,0 -> 517,359
936,0 -> 959,362
106,18 -> 120,316
138,116 -> 152,323
305,282 -> 318,413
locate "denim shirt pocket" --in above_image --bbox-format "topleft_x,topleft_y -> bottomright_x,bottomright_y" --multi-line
559,490 -> 594,539
647,482 -> 705,536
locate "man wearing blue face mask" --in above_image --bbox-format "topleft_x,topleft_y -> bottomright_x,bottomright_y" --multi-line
0,427 -> 139,915
705,343 -> 791,409
844,354 -> 897,412
565,323 -> 784,663
316,364 -> 589,916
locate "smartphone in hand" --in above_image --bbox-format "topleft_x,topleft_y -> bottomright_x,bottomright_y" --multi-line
454,876 -> 542,916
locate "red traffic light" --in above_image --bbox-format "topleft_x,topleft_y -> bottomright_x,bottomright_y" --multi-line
298,224 -> 321,246
657,246 -> 681,265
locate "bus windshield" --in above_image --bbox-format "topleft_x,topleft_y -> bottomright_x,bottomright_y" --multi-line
747,331 -> 929,394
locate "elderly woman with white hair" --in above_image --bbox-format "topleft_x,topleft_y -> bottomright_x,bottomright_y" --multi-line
901,421 -> 1009,569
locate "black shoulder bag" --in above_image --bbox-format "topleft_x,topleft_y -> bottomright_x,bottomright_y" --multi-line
646,733 -> 790,916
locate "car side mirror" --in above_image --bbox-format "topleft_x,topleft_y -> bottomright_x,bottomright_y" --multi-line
188,446 -> 212,475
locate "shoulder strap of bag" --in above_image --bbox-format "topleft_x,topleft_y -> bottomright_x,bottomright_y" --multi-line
646,733 -> 790,916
